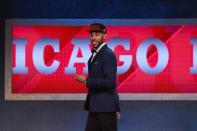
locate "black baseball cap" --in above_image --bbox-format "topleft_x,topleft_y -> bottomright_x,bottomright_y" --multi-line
87,23 -> 106,33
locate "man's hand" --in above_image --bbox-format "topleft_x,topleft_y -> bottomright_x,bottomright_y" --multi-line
116,112 -> 121,121
72,74 -> 86,83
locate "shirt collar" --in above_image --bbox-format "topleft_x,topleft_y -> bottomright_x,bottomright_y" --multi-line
95,42 -> 106,53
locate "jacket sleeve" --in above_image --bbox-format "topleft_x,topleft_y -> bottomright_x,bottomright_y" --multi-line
86,52 -> 117,90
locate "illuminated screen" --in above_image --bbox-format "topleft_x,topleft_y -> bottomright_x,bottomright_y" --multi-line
5,19 -> 197,100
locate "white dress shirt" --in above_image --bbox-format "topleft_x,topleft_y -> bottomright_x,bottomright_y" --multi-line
91,42 -> 106,62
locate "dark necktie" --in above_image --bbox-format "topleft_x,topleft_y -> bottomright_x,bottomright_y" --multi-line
91,48 -> 97,53
90,48 -> 97,62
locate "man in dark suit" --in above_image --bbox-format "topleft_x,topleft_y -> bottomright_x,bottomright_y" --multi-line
73,23 -> 120,131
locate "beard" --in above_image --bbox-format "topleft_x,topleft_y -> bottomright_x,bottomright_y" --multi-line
91,37 -> 104,49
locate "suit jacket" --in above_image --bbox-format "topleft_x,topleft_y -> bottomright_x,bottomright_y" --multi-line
85,44 -> 120,112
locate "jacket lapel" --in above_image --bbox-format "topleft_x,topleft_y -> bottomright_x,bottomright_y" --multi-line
88,54 -> 93,69
88,44 -> 107,70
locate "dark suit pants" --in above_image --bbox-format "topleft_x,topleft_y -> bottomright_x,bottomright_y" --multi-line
85,112 -> 117,131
